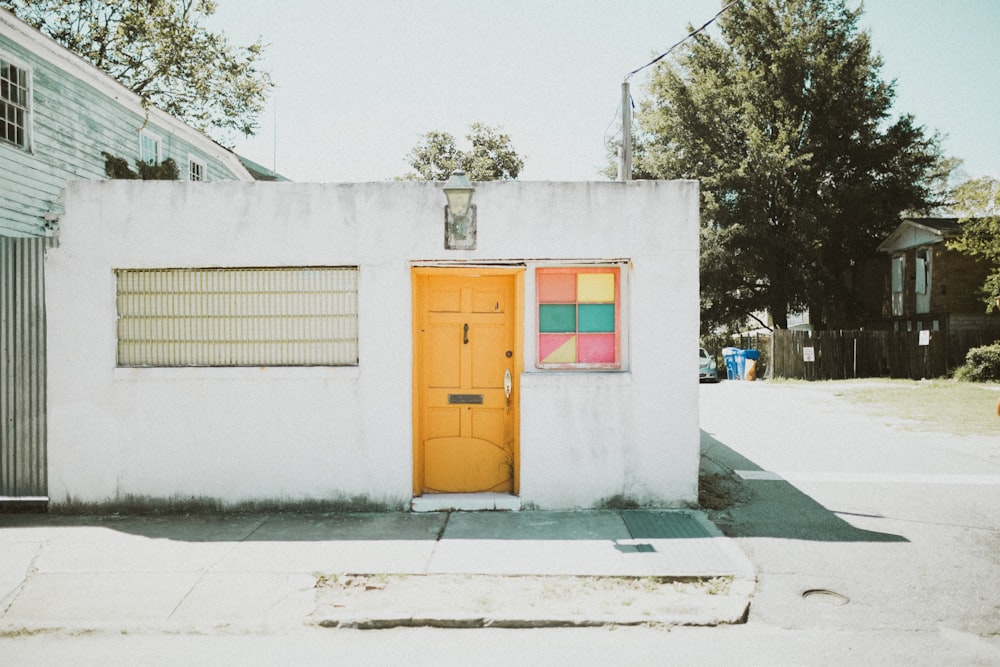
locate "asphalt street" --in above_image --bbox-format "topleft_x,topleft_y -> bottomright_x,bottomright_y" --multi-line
699,380 -> 1000,643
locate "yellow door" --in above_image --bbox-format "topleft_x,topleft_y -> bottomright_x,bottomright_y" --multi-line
413,268 -> 522,495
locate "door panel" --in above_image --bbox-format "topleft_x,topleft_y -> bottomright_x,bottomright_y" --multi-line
424,436 -> 512,493
471,324 -> 505,387
413,269 -> 521,495
427,325 -> 461,387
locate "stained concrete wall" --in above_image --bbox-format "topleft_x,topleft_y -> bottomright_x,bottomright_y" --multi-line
46,179 -> 700,509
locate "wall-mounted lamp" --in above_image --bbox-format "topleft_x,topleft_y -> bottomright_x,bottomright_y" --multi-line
443,169 -> 476,250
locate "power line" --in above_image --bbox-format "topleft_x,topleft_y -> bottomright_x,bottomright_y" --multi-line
625,0 -> 741,80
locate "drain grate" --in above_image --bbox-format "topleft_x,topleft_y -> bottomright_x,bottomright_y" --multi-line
621,511 -> 712,539
615,543 -> 656,553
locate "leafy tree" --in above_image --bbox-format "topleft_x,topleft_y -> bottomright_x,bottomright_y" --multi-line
402,123 -> 524,181
948,177 -> 1000,311
2,0 -> 272,144
632,0 -> 947,331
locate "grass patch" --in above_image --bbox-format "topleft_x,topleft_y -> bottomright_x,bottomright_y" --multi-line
828,379 -> 1000,436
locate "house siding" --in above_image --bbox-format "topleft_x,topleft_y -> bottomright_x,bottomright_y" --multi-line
1,15 -> 251,238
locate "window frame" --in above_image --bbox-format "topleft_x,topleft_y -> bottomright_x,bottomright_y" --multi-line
139,130 -> 161,165
915,248 -> 928,295
535,264 -> 623,371
0,52 -> 32,151
115,266 -> 360,368
188,156 -> 206,181
890,254 -> 905,317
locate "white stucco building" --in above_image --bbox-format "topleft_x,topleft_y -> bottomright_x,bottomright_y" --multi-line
45,179 -> 700,510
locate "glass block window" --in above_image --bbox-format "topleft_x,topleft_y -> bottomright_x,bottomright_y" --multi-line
1,56 -> 30,149
116,267 -> 359,367
537,266 -> 620,369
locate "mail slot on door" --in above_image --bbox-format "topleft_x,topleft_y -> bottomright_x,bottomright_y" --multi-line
448,394 -> 484,404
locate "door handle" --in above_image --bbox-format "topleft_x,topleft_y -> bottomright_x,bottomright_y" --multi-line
463,323 -> 469,344
504,369 -> 512,414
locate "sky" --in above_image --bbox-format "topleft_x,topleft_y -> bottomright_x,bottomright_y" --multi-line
208,0 -> 1000,183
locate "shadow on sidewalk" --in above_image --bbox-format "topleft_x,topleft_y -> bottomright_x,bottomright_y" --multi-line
700,430 -> 907,543
0,508 -> 714,545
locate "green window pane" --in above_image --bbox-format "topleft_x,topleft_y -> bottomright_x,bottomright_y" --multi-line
539,304 -> 576,333
578,303 -> 614,333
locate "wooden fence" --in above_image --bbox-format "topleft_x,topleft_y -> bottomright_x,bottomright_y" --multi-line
764,328 -> 1000,380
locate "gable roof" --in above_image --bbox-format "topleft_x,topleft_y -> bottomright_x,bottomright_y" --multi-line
238,155 -> 291,182
0,9 -> 253,181
877,217 -> 961,254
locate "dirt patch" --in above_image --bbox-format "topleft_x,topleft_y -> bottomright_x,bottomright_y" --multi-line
698,472 -> 750,511
311,573 -> 745,628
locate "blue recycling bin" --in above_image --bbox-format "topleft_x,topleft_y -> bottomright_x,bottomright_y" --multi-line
722,347 -> 740,380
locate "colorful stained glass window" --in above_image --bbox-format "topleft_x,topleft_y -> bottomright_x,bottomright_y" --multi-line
537,267 -> 620,368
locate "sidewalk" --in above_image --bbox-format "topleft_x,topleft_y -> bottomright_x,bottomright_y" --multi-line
0,509 -> 754,633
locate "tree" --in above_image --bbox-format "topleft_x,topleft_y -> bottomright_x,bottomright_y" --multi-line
632,0 -> 948,332
402,123 -> 524,181
948,177 -> 1000,312
2,0 -> 271,144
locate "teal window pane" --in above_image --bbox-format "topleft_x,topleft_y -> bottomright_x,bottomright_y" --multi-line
578,303 -> 615,333
539,304 -> 576,332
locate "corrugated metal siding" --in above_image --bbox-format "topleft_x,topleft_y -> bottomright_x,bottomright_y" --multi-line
116,267 -> 359,367
0,236 -> 48,499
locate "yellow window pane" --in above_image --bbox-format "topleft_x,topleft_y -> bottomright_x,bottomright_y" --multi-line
577,273 -> 615,303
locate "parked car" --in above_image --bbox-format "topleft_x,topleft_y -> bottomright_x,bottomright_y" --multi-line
699,347 -> 719,382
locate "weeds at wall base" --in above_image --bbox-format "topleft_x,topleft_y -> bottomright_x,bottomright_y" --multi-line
41,493 -> 408,516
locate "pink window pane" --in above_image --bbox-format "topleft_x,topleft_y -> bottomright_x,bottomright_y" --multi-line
577,334 -> 616,363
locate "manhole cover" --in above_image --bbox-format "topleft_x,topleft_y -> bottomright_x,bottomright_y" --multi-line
802,589 -> 849,605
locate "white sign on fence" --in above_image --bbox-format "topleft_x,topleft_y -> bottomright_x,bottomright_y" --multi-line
803,346 -> 815,362
918,330 -> 931,346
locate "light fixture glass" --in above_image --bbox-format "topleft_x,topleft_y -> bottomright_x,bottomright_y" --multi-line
443,170 -> 474,217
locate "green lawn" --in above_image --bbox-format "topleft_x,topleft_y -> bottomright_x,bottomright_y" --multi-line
825,379 -> 1000,436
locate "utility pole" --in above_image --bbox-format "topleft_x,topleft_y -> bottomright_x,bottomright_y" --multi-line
620,80 -> 632,182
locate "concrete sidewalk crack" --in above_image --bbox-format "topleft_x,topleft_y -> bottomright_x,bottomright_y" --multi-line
166,514 -> 272,621
421,511 -> 452,575
0,541 -> 45,618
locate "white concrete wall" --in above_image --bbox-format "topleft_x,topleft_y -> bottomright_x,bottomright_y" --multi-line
46,179 -> 700,509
